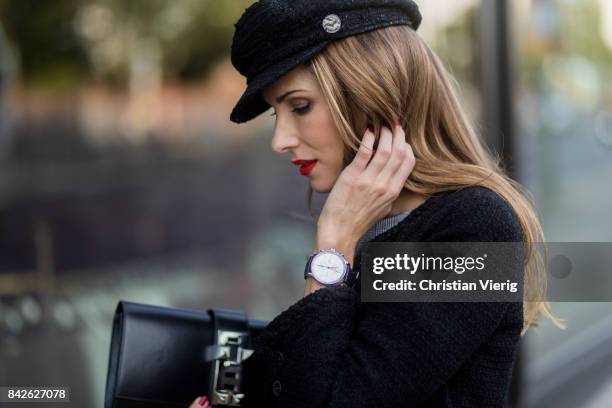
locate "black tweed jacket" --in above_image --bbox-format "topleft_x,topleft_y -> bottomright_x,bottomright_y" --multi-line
242,185 -> 525,407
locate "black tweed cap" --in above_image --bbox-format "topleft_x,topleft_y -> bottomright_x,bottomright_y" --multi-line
229,0 -> 422,124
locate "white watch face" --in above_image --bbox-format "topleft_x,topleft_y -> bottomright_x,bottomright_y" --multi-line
311,252 -> 346,284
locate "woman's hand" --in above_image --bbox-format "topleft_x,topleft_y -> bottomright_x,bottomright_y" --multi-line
188,395 -> 211,408
316,123 -> 415,262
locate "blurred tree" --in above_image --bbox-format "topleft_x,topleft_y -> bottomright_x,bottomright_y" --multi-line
0,0 -> 88,89
0,0 -> 254,88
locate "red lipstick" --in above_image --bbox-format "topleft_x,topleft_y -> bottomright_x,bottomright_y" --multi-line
292,159 -> 318,176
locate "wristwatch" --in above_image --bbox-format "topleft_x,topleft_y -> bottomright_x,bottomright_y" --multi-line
304,248 -> 354,287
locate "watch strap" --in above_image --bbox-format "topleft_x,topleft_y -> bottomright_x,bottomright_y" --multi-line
304,253 -> 313,280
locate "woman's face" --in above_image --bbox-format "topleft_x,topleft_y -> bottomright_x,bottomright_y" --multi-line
262,65 -> 345,193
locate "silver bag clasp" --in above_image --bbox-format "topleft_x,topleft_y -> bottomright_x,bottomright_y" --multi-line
205,329 -> 254,406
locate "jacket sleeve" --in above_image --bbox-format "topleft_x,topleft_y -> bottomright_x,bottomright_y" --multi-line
241,188 -> 524,407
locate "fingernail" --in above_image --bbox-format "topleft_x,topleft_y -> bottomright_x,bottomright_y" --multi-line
367,125 -> 374,132
198,395 -> 208,406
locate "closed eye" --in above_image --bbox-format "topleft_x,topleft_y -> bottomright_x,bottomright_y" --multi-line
270,104 -> 311,117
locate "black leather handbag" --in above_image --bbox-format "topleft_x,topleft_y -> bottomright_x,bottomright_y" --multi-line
104,301 -> 268,408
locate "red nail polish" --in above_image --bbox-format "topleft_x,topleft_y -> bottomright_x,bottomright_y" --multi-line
198,395 -> 208,406
367,126 -> 374,132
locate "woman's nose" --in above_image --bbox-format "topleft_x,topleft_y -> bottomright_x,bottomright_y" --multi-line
271,128 -> 299,154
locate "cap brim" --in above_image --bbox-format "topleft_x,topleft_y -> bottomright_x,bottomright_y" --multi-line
230,42 -> 330,124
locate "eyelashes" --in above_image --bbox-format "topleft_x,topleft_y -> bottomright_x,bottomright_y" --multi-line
270,104 -> 311,117
293,104 -> 311,115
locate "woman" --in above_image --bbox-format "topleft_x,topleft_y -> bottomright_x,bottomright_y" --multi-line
190,1 -> 559,407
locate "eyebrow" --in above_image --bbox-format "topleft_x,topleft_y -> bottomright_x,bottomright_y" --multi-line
266,89 -> 307,105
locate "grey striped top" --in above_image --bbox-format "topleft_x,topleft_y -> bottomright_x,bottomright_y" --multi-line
355,210 -> 411,256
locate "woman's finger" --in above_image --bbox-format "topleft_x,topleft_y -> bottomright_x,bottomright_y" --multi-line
363,125 -> 393,177
189,395 -> 211,408
350,129 -> 376,172
378,123 -> 409,184
389,142 -> 415,193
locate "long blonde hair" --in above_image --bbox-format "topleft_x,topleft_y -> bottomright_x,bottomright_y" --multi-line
304,25 -> 562,334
